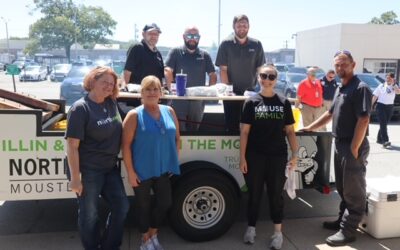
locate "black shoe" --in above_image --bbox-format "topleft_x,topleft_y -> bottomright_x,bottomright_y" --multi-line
322,220 -> 341,230
326,230 -> 356,246
383,141 -> 391,148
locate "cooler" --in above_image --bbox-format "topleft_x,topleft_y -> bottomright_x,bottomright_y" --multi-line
359,176 -> 400,239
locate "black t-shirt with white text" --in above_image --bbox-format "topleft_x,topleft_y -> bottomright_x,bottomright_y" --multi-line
241,93 -> 295,155
65,96 -> 122,170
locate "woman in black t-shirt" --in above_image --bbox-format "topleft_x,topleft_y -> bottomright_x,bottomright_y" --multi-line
240,65 -> 298,249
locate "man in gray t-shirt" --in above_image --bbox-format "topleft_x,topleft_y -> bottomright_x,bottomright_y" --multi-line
165,26 -> 217,131
215,14 -> 265,132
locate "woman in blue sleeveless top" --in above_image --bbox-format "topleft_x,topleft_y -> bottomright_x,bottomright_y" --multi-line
122,75 -> 180,250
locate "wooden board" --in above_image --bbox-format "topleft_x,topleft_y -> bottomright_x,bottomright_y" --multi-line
0,89 -> 60,111
0,99 -> 33,110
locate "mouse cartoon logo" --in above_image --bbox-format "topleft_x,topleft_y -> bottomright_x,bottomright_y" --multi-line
295,136 -> 319,187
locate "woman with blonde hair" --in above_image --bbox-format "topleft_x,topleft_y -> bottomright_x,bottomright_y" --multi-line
122,75 -> 180,250
66,66 -> 129,250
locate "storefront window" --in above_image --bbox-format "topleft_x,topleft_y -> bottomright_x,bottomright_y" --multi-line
363,59 -> 397,75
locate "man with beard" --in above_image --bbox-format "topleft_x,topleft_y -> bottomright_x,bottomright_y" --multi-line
165,26 -> 217,131
124,23 -> 164,89
301,50 -> 372,246
216,14 -> 265,132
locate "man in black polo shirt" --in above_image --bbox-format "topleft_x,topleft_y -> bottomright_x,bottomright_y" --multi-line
216,14 -> 265,132
165,26 -> 217,131
301,50 -> 372,246
124,23 -> 164,85
321,69 -> 338,112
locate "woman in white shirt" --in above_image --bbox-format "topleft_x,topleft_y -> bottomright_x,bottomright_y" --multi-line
372,72 -> 400,148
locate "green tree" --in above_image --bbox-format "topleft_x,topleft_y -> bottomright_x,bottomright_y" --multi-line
29,0 -> 116,61
24,39 -> 41,56
370,10 -> 400,24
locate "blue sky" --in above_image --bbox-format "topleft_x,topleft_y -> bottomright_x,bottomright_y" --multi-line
0,0 -> 398,51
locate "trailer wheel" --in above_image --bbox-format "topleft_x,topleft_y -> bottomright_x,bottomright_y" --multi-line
169,171 -> 239,242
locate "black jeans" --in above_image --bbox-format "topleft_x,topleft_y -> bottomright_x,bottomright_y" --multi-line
133,174 -> 172,233
244,150 -> 287,226
223,100 -> 244,133
376,103 -> 394,143
334,138 -> 369,236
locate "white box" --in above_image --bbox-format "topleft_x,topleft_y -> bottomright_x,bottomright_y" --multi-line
360,177 -> 400,239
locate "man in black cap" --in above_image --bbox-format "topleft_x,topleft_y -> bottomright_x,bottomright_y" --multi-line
124,23 -> 164,87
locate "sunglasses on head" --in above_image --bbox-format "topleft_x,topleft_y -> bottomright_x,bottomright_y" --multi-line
259,73 -> 277,81
334,50 -> 353,60
185,34 -> 200,40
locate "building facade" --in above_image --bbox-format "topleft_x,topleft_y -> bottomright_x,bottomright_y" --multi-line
295,23 -> 400,77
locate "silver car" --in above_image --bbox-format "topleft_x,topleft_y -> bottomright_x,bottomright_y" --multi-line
50,64 -> 72,82
19,65 -> 48,81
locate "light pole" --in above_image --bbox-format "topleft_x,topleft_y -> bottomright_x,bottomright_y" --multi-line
218,0 -> 221,45
1,17 -> 10,62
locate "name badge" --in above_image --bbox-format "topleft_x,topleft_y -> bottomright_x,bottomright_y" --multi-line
315,91 -> 319,98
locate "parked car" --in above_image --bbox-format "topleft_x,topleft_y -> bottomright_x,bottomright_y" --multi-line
289,66 -> 325,79
112,60 -> 125,76
356,73 -> 400,119
274,72 -> 298,98
71,59 -> 93,66
60,66 -> 93,105
274,63 -> 289,73
19,65 -> 48,81
334,73 -> 399,120
282,72 -> 308,98
50,64 -> 72,82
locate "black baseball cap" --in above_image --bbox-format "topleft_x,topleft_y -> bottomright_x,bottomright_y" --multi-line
143,23 -> 162,33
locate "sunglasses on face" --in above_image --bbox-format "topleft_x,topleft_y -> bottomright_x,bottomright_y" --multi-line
259,73 -> 277,81
185,34 -> 200,40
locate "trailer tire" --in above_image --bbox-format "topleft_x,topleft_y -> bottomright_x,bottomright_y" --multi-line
169,171 -> 239,242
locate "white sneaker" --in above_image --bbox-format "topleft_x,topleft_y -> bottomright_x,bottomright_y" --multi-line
243,226 -> 256,244
270,232 -> 283,250
150,234 -> 164,250
140,238 -> 155,250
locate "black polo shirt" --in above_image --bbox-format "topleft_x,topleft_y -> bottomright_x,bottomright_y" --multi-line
215,36 -> 265,94
124,40 -> 164,83
329,75 -> 372,139
321,76 -> 338,101
165,46 -> 215,87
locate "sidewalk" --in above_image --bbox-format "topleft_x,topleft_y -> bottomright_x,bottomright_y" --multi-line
1,216 -> 399,250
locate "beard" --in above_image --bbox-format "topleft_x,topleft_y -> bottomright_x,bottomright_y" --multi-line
235,30 -> 248,39
185,40 -> 198,50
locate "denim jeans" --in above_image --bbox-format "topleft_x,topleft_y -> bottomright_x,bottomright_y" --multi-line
78,166 -> 130,250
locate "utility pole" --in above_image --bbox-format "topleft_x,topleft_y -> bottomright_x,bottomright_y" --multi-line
74,7 -> 78,60
218,0 -> 221,45
1,17 -> 10,63
284,40 -> 288,49
134,24 -> 139,42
